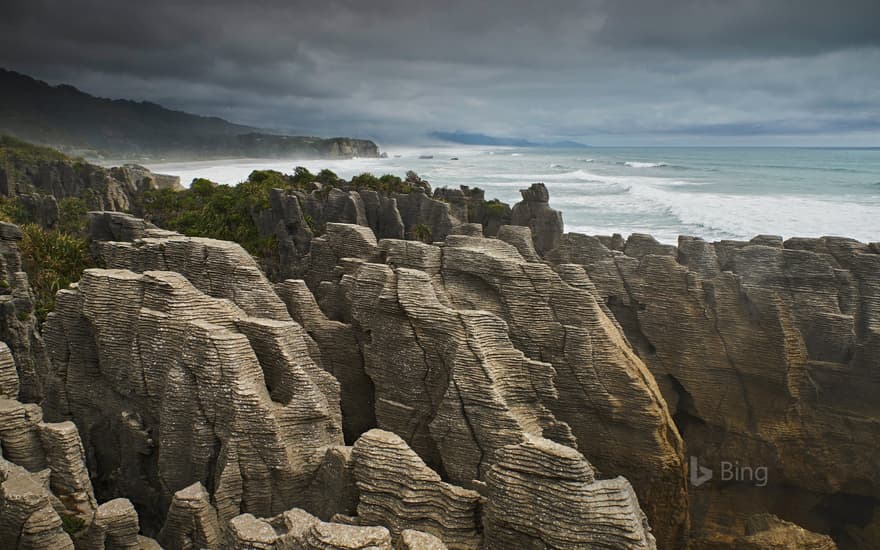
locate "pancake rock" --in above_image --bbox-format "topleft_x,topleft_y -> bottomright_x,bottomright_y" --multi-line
156,482 -> 222,550
549,231 -> 880,546
0,222 -> 50,402
41,268 -> 343,532
510,183 -> 563,256
89,213 -> 291,321
343,260 -> 572,483
483,435 -> 656,549
730,514 -> 838,550
224,507 -> 393,550
351,429 -> 481,549
0,457 -> 75,550
383,233 -> 687,548
277,279 -> 375,443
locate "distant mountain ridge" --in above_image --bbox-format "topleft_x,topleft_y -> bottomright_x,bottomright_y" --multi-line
429,130 -> 587,148
0,68 -> 379,160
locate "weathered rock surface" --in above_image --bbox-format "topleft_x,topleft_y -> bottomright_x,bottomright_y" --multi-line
0,222 -> 50,402
224,507 -> 394,550
549,231 -> 880,547
344,260 -> 571,484
42,268 -> 343,532
351,429 -> 481,549
157,482 -> 222,550
277,279 -> 375,443
0,457 -> 75,550
90,217 -> 292,321
482,435 -> 656,549
382,233 -> 687,548
395,188 -> 460,243
510,183 -> 563,256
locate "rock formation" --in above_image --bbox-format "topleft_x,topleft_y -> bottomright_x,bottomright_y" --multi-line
42,268 -> 343,531
381,233 -> 687,548
351,429 -> 481,549
0,222 -> 50,402
548,230 -> 880,548
510,183 -> 564,256
482,435 -> 656,549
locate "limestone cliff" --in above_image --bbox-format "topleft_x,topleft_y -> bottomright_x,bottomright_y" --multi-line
548,230 -> 879,548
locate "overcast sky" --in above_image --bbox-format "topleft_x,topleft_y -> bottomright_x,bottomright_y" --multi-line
2,0 -> 879,145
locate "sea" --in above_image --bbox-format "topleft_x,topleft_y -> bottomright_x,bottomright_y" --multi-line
145,146 -> 880,244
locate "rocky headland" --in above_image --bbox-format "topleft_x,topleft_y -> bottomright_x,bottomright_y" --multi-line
0,139 -> 875,549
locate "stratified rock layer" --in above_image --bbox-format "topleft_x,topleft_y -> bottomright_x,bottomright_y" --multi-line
549,231 -> 880,546
42,268 -> 343,532
380,233 -> 687,547
510,183 -> 563,256
351,429 -> 481,549
483,435 -> 656,549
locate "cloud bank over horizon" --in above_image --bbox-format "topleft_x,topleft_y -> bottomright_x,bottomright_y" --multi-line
2,0 -> 879,145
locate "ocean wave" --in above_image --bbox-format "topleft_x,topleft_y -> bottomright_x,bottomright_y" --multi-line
624,161 -> 668,168
577,158 -> 594,163
511,153 -> 523,156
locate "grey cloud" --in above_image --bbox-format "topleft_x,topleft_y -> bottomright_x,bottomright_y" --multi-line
1,0 -> 878,144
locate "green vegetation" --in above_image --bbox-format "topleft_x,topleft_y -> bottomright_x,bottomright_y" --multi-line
0,134 -> 71,164
60,513 -> 86,536
484,198 -> 509,216
143,176 -> 276,259
411,223 -> 432,243
350,172 -> 413,194
57,197 -> 89,234
19,223 -> 93,321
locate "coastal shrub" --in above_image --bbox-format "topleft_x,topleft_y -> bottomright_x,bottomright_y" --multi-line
60,514 -> 86,536
0,196 -> 27,224
57,197 -> 89,235
142,177 -> 276,260
411,223 -> 432,243
19,223 -> 92,321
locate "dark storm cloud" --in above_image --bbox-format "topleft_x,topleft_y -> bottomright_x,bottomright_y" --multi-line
2,0 -> 879,144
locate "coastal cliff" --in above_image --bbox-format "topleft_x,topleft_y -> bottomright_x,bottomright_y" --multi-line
0,146 -> 874,549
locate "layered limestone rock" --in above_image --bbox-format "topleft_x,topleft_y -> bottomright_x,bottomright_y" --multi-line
89,216 -> 292,321
0,457 -> 75,550
549,231 -> 880,546
382,233 -> 687,548
42,268 -> 343,532
277,279 -> 375,443
0,342 -> 19,398
729,514 -> 838,550
482,435 -> 656,549
224,507 -> 394,550
157,482 -> 222,550
395,188 -> 460,243
351,429 -> 481,549
0,222 -> 50,402
510,183 -> 563,256
344,260 -> 573,484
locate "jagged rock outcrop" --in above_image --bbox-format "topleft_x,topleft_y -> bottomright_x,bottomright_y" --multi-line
277,280 -> 375,443
42,268 -> 343,532
344,260 -> 573,483
510,183 -> 563,256
0,457 -> 75,549
549,231 -> 880,547
157,482 -> 222,550
397,529 -> 448,549
89,215 -> 292,321
0,222 -> 50,402
351,429 -> 481,549
0,342 -> 19,398
482,435 -> 656,549
224,507 -> 394,550
382,234 -> 687,548
433,186 -> 511,237
729,514 -> 838,550
395,189 -> 460,243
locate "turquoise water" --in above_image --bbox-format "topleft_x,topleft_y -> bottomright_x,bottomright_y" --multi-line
147,146 -> 880,244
